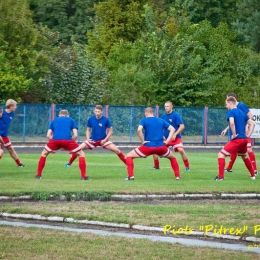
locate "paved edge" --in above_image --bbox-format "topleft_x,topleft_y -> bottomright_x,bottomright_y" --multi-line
1,193 -> 260,202
0,212 -> 260,244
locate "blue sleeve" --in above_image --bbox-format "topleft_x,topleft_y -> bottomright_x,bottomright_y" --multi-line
139,119 -> 145,127
86,118 -> 91,127
49,121 -> 54,130
175,113 -> 183,125
72,119 -> 78,129
237,102 -> 250,114
106,118 -> 112,128
163,120 -> 170,129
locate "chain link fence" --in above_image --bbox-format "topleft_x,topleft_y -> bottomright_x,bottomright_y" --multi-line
0,103 -> 256,145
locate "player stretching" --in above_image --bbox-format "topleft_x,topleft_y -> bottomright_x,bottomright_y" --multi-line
35,110 -> 90,180
221,92 -> 258,175
0,100 -> 25,167
125,107 -> 181,180
152,101 -> 190,171
65,105 -> 126,167
215,97 -> 255,180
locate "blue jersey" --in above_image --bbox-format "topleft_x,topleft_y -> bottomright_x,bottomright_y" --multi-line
87,116 -> 111,141
0,110 -> 15,137
139,117 -> 171,147
236,102 -> 250,115
49,116 -> 78,140
227,108 -> 249,139
161,111 -> 183,138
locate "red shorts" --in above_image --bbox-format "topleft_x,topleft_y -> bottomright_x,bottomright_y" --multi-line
134,146 -> 171,158
83,140 -> 113,150
44,140 -> 81,153
167,137 -> 184,152
0,136 -> 12,148
221,139 -> 248,156
246,137 -> 252,148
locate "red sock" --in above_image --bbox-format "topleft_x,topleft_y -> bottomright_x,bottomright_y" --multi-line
170,158 -> 180,178
227,153 -> 237,170
183,159 -> 189,168
15,158 -> 22,166
79,156 -> 87,178
248,151 -> 257,171
243,158 -> 255,177
126,157 -> 134,177
154,159 -> 159,168
68,153 -> 77,165
117,152 -> 126,165
37,156 -> 46,176
218,158 -> 225,179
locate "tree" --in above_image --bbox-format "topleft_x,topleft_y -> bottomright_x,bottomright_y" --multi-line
87,0 -> 147,61
232,0 -> 260,52
42,43 -> 109,105
29,0 -> 101,45
0,0 -> 49,103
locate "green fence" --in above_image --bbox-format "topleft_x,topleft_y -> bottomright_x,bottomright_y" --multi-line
0,103 -> 250,145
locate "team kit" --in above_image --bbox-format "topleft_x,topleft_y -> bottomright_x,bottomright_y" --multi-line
0,93 -> 257,181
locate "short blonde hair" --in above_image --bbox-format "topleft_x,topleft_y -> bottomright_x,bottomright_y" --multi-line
6,99 -> 17,109
59,110 -> 69,116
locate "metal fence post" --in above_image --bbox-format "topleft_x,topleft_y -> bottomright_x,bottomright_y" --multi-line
203,106 -> 208,146
22,105 -> 26,143
129,107 -> 133,142
155,105 -> 159,117
78,106 -> 81,143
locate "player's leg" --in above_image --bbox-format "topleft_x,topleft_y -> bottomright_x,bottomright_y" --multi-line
164,150 -> 180,179
0,148 -> 4,160
125,148 -> 143,180
65,142 -> 88,167
217,152 -> 226,180
176,147 -> 190,171
6,145 -> 25,167
104,143 -> 126,165
36,148 -> 50,179
76,149 -> 90,180
247,147 -> 258,174
241,154 -> 255,179
151,154 -> 160,169
225,153 -> 237,172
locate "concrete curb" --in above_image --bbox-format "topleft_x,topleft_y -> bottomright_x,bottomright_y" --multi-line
1,212 -> 260,243
1,193 -> 260,202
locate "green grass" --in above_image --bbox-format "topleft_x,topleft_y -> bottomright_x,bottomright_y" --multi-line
0,152 -> 259,195
1,200 -> 259,237
0,226 -> 258,260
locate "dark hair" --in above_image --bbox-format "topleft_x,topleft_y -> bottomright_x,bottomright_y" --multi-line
227,92 -> 237,99
226,96 -> 236,104
95,105 -> 103,111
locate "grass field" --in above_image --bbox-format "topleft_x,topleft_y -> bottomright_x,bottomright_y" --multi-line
0,152 -> 260,259
0,152 -> 259,194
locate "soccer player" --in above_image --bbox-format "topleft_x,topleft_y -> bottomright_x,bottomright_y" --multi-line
0,107 -> 4,160
151,101 -> 190,171
215,96 -> 255,180
35,110 -> 90,180
125,107 -> 181,180
0,99 -> 25,167
65,105 -> 126,167
221,92 -> 258,175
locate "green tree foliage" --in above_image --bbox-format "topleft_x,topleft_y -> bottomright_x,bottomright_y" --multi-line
0,0 -> 48,103
232,0 -> 260,52
170,0 -> 240,27
29,0 -> 101,45
87,0 -> 147,61
43,43 -> 109,105
105,6 -> 260,106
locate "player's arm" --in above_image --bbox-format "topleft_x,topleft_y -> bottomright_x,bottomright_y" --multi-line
247,111 -> 253,120
173,123 -> 184,138
228,117 -> 237,139
102,127 -> 112,143
72,128 -> 78,141
246,119 -> 255,137
221,125 -> 229,136
137,125 -> 146,144
86,127 -> 94,143
46,129 -> 53,140
165,125 -> 175,145
0,136 -> 4,146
